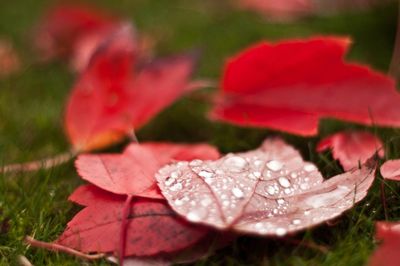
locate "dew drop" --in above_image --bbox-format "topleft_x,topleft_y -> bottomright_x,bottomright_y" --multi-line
232,187 -> 244,199
201,197 -> 212,207
300,183 -> 309,190
198,170 -> 214,179
204,177 -> 214,184
170,182 -> 183,191
305,186 -> 351,208
216,169 -> 225,175
284,188 -> 291,194
255,222 -> 263,229
187,209 -> 206,222
304,163 -> 317,172
189,159 -> 203,166
253,171 -> 261,178
165,176 -> 176,186
247,173 -> 258,180
174,198 -> 184,206
276,198 -> 285,205
276,227 -> 287,236
304,210 -> 310,216
278,177 -> 291,188
290,172 -> 298,178
266,160 -> 283,171
291,219 -> 301,225
254,160 -> 263,166
223,156 -> 248,172
265,186 -> 276,195
170,171 -> 181,179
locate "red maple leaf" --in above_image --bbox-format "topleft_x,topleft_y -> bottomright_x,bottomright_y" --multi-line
57,185 -> 211,258
73,142 -> 220,263
210,37 -> 400,136
368,222 -> 400,266
380,160 -> 400,181
75,142 -> 221,196
65,25 -> 198,152
156,138 -> 376,235
33,3 -> 117,62
317,131 -> 384,171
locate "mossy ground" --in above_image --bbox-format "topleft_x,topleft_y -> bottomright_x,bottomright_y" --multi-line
1,0 -> 400,265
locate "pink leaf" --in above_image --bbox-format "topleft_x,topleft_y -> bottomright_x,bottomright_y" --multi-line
156,138 -> 376,235
317,131 -> 384,170
380,160 -> 400,181
210,37 -> 400,136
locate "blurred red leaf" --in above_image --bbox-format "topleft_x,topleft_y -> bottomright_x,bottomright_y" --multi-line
156,138 -> 376,235
33,3 -> 117,61
380,160 -> 400,181
75,142 -> 221,197
368,222 -> 400,266
57,185 -> 210,257
317,131 -> 384,171
238,0 -> 314,22
237,0 -> 390,22
210,37 -> 400,136
65,25 -> 197,152
0,39 -> 21,78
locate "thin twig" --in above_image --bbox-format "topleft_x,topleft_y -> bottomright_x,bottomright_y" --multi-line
17,255 -> 33,266
1,151 -> 76,174
25,236 -> 105,260
283,238 -> 329,254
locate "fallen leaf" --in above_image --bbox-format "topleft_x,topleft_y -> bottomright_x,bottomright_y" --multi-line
33,3 -> 117,61
237,0 -> 314,22
58,185 -> 210,257
210,37 -> 400,136
317,131 -> 384,170
70,27 -> 118,72
156,138 -> 376,235
75,142 -> 221,197
65,25 -> 197,152
108,231 -> 234,266
368,222 -> 400,266
0,39 -> 21,78
74,142 -> 220,263
380,160 -> 400,181
237,0 -> 390,22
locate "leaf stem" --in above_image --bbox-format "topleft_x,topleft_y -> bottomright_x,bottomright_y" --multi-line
119,195 -> 134,265
186,79 -> 217,92
25,236 -> 105,260
1,150 -> 76,174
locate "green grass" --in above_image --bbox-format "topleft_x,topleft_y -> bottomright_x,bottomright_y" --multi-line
1,0 -> 400,265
